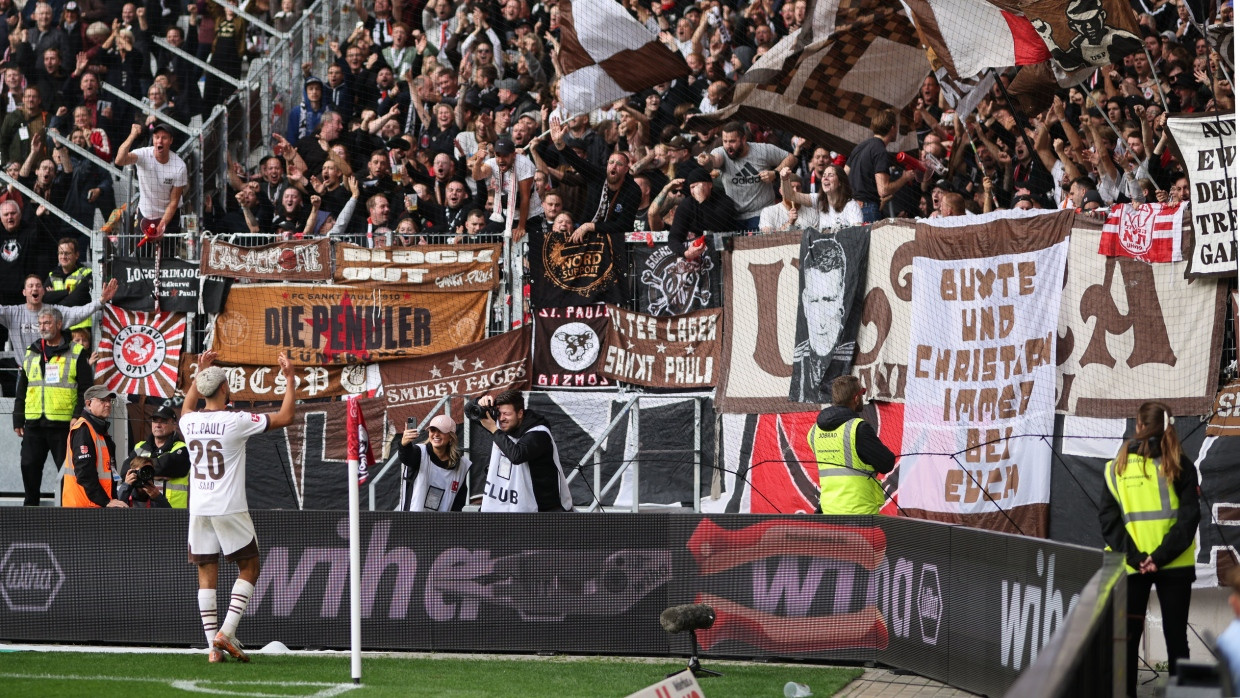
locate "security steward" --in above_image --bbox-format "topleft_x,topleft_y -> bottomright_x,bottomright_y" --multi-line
44,238 -> 93,330
122,403 -> 190,508
14,306 -> 93,506
809,375 -> 896,515
63,384 -> 128,508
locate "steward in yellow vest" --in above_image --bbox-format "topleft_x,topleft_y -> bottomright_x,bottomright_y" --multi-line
1099,401 -> 1200,698
44,238 -> 94,330
121,404 -> 190,508
809,376 -> 896,515
62,385 -> 126,508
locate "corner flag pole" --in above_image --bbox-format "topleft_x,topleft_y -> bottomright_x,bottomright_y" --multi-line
348,449 -> 361,683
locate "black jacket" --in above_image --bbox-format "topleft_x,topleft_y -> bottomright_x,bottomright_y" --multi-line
68,410 -> 116,507
668,188 -> 739,257
123,434 -> 191,481
815,405 -> 896,475
1098,440 -> 1201,571
490,409 -> 570,512
14,335 -> 93,429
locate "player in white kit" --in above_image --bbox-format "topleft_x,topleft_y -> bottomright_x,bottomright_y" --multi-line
180,350 -> 296,663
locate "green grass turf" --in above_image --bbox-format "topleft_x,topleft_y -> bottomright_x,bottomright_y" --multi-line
0,651 -> 863,697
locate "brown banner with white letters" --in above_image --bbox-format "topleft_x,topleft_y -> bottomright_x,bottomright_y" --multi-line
209,284 -> 490,366
378,326 -> 531,425
178,353 -> 376,401
200,238 -> 333,281
601,304 -> 721,389
853,212 -> 1226,417
333,243 -> 501,291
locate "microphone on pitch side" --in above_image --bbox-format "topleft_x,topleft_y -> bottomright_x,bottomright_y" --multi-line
660,603 -> 716,634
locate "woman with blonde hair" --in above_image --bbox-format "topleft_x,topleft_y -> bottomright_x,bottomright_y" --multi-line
397,414 -> 472,512
1099,401 -> 1200,697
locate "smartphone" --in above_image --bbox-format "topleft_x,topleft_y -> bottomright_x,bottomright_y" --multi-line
406,417 -> 417,430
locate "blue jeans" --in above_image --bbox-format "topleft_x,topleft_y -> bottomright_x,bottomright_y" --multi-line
859,201 -> 880,223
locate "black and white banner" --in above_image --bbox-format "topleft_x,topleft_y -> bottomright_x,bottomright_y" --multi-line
1165,112 -> 1238,277
531,305 -> 612,389
631,244 -> 721,316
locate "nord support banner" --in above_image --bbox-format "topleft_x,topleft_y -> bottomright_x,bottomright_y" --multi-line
209,284 -> 490,366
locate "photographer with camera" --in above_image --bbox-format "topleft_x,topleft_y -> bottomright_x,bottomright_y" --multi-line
122,404 -> 190,508
116,455 -> 171,508
397,414 -> 472,512
471,390 -> 573,512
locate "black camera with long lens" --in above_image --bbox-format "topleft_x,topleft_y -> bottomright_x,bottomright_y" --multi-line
464,399 -> 498,422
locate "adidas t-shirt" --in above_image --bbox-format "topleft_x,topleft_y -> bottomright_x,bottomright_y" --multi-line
179,410 -> 268,516
710,142 -> 791,218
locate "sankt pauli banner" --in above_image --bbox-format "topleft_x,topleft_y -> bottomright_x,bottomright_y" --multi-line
209,284 -> 489,365
600,304 -> 721,388
200,237 -> 333,281
178,353 -> 376,402
333,243 -> 500,292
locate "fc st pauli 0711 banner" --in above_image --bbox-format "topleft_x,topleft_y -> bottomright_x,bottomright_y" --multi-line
95,307 -> 186,397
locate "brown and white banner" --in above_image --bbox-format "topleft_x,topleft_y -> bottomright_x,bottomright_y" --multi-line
1207,379 -> 1240,437
333,243 -> 501,291
532,305 -> 613,389
600,304 -> 721,389
209,284 -> 490,366
1164,112 -> 1238,277
717,233 -> 805,414
853,211 -> 1226,417
379,326 -> 531,425
898,219 -> 1069,536
178,353 -> 379,402
200,237 -> 333,281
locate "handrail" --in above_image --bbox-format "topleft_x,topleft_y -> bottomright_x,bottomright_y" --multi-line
0,170 -> 93,239
47,129 -> 126,179
213,0 -> 290,39
100,83 -> 198,136
151,38 -> 246,88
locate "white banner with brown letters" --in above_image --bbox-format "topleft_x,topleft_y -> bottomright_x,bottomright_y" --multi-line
600,304 -> 721,389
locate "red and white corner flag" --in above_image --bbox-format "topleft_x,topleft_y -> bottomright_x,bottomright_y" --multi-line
1098,202 -> 1186,263
901,0 -> 1050,79
345,396 -> 373,487
556,0 -> 688,115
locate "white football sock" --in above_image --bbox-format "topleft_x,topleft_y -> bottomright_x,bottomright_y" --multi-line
219,579 -> 255,639
198,589 -> 217,648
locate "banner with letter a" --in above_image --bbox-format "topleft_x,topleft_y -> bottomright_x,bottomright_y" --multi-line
898,219 -> 1070,537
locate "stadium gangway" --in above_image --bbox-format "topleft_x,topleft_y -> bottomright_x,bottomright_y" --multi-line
367,393 -> 456,511
100,82 -> 198,138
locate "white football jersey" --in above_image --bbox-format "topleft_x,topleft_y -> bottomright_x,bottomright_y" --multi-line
179,410 -> 269,516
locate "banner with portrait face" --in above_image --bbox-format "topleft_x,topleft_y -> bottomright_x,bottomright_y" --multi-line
532,305 -> 613,389
209,284 -> 490,366
200,238 -> 333,281
95,307 -> 186,398
789,226 -> 870,405
333,243 -> 501,291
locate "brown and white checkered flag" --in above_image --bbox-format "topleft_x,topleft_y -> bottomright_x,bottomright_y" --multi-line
689,0 -> 927,155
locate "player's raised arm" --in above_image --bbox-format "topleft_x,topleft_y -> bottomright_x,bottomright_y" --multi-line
266,352 -> 297,431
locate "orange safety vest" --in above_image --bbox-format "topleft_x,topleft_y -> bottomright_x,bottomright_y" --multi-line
61,417 -> 112,507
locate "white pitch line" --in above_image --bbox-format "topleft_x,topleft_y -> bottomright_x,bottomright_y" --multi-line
0,674 -> 361,697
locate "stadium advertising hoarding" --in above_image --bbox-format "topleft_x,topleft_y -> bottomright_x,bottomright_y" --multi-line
0,510 -> 1106,696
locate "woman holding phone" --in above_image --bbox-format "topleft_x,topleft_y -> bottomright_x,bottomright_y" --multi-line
397,414 -> 472,512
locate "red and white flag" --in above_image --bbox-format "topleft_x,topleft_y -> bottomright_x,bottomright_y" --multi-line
1098,202 -> 1186,263
556,0 -> 688,115
96,307 -> 186,397
345,396 -> 374,488
901,0 -> 1050,79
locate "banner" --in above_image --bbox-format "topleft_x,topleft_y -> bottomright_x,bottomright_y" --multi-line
178,353 -> 378,401
1098,202 -> 1185,263
527,226 -> 628,308
898,225 -> 1069,536
1165,112 -> 1238,277
600,304 -> 721,389
631,244 -> 721,316
346,396 -> 375,487
109,257 -> 200,313
532,305 -> 612,389
379,326 -> 531,425
1000,0 -> 1143,82
1208,380 -> 1240,437
200,237 -> 333,281
852,212 -> 1225,417
789,227 -> 870,404
209,284 -> 490,366
717,233 -> 804,414
95,307 -> 186,398
333,243 -> 501,291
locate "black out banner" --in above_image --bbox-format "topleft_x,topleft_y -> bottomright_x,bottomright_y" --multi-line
630,244 -> 721,316
0,509 -> 1110,697
110,256 -> 201,313
531,305 -> 613,389
527,226 -> 628,308
789,226 -> 869,404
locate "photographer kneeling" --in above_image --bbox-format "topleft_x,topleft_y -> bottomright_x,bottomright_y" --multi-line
397,414 -> 472,512
116,456 -> 171,508
473,390 -> 573,512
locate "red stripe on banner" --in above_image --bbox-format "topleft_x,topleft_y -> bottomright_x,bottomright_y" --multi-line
1001,12 -> 1051,65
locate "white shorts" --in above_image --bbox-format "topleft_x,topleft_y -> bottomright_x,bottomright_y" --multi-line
188,512 -> 260,563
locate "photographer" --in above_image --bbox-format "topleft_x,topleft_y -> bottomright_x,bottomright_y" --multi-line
116,455 -> 171,508
122,404 -> 190,509
473,390 -> 572,512
397,414 -> 472,512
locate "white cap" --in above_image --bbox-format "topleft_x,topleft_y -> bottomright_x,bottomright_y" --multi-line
196,367 -> 227,397
428,414 -> 457,433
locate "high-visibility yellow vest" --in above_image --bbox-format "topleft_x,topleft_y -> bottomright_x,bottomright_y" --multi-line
49,266 -> 93,329
810,418 -> 885,515
62,416 -> 112,507
132,439 -> 189,509
23,342 -> 83,422
1104,453 -> 1197,574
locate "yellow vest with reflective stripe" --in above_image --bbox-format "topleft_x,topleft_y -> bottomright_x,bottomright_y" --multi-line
49,266 -> 93,329
133,439 -> 189,509
1104,453 -> 1196,574
810,418 -> 885,515
23,342 -> 83,422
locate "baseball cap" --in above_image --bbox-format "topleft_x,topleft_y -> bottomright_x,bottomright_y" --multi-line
666,135 -> 690,149
195,367 -> 227,398
494,136 -> 516,155
152,404 -> 177,420
932,178 -> 954,193
563,136 -> 587,151
304,75 -> 324,88
386,136 -> 411,151
63,1 -> 79,11
1082,189 -> 1105,206
84,385 -> 117,401
150,122 -> 174,136
686,167 -> 712,185
428,414 -> 457,433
